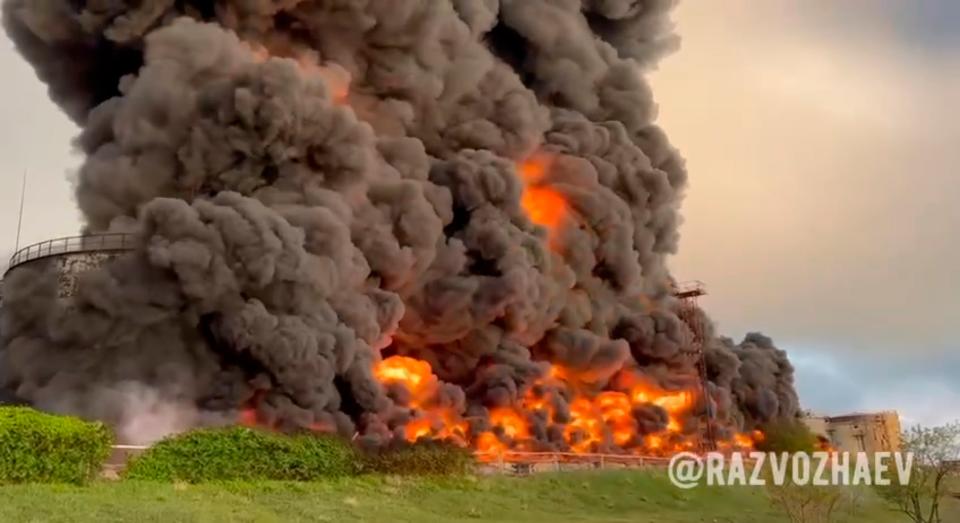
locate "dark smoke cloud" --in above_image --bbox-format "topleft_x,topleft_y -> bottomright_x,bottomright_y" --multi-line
0,386 -> 22,405
729,333 -> 801,426
0,0 -> 799,446
705,331 -> 801,432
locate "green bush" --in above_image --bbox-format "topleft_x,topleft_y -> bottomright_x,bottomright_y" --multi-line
361,440 -> 474,476
756,419 -> 818,453
0,406 -> 113,484
124,427 -> 357,482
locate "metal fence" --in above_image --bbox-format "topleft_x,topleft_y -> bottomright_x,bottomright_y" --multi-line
6,233 -> 135,273
475,451 -> 672,475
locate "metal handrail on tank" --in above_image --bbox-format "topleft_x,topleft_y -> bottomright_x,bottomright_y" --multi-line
672,280 -> 706,299
5,233 -> 136,274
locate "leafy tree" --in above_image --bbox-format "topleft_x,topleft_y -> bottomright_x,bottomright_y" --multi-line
760,418 -> 856,522
875,421 -> 960,523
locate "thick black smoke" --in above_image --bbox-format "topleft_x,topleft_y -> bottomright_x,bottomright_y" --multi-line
705,332 -> 800,435
0,0 -> 798,446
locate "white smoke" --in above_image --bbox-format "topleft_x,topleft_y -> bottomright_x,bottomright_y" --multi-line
112,383 -> 199,445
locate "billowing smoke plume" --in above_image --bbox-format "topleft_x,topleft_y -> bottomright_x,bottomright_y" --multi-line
0,0 -> 799,450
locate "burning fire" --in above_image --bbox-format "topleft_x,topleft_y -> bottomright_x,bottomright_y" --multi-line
815,435 -> 836,453
733,432 -> 755,449
363,354 -> 761,458
247,43 -> 350,105
519,155 -> 569,241
374,356 -> 470,445
239,407 -> 258,428
235,355 -> 763,458
374,355 -> 434,406
235,153 -> 765,459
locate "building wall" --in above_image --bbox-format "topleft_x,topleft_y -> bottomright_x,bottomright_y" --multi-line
803,415 -> 828,438
803,411 -> 902,453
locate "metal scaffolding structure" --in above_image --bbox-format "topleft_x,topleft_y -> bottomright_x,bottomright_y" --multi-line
673,280 -> 716,452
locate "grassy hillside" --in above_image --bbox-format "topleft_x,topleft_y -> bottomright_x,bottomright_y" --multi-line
0,470 -> 953,523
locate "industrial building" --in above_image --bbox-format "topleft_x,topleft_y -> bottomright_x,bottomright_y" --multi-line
803,411 -> 902,453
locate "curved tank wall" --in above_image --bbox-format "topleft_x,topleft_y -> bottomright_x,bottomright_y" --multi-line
1,234 -> 135,300
1,235 -> 136,406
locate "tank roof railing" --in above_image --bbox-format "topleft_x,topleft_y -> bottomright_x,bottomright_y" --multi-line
672,280 -> 707,299
5,233 -> 136,275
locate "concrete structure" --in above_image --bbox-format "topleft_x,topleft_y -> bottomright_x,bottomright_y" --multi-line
1,234 -> 134,301
803,410 -> 902,453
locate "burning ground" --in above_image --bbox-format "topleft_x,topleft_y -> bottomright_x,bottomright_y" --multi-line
0,0 -> 798,452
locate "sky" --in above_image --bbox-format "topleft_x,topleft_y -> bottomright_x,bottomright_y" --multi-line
649,0 -> 960,427
0,1 -> 957,428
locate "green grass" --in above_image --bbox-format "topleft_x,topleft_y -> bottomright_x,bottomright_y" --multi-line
0,470 -> 954,523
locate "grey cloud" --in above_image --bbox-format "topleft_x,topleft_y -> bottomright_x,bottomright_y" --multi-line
793,348 -> 960,427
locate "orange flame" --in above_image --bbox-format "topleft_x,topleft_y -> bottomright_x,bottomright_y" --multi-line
404,409 -> 470,445
375,356 -> 470,445
519,155 -> 569,239
489,407 -> 531,440
374,356 -> 435,407
596,392 -> 636,447
646,434 -> 663,450
404,417 -> 433,441
564,397 -> 605,453
733,432 -> 753,448
239,407 -> 258,428
369,354 -> 763,457
815,435 -> 835,453
521,387 -> 555,422
476,431 -> 508,459
246,43 -> 350,105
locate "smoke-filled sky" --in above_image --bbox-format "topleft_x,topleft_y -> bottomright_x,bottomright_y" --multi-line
0,1 -> 957,427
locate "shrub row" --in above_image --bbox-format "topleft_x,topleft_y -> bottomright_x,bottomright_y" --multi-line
1,407 -> 476,484
124,427 -> 359,482
0,406 -> 113,484
360,440 -> 474,476
127,428 -> 475,482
